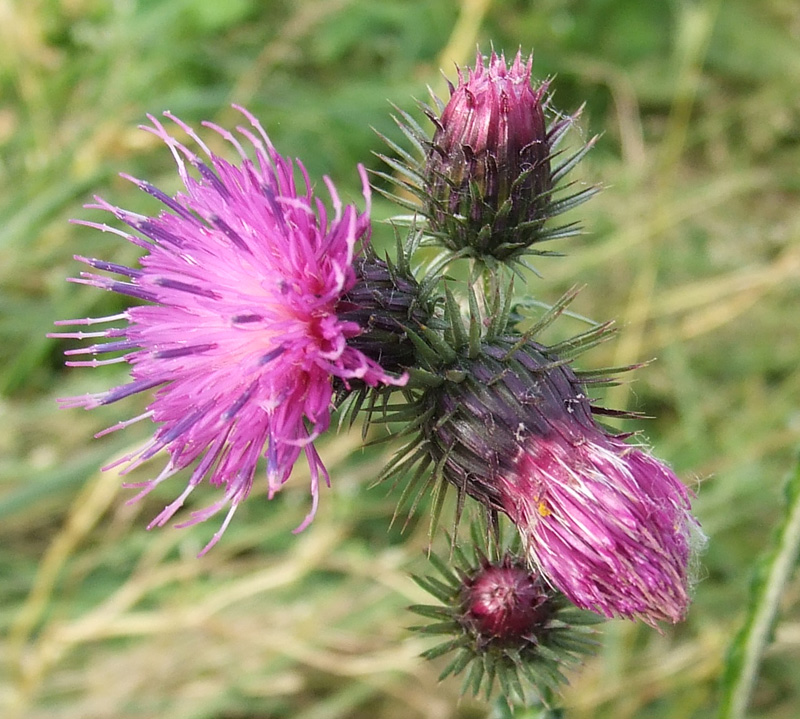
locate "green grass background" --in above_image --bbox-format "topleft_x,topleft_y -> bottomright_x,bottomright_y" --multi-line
2,0 -> 799,717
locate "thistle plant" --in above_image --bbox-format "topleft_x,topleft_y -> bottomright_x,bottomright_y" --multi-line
51,49 -> 704,709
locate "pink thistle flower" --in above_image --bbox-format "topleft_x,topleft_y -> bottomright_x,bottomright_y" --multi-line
51,107 -> 406,554
501,430 -> 697,626
406,339 -> 703,626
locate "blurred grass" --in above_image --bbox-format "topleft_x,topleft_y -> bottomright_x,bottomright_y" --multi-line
1,0 -> 799,717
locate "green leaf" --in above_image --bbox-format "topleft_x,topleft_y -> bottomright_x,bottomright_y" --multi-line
550,135 -> 597,184
407,603 -> 453,621
439,647 -> 473,680
444,285 -> 468,349
410,575 -> 454,605
718,452 -> 800,719
421,637 -> 466,661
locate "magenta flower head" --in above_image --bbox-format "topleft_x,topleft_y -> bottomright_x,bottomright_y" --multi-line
51,107 -> 407,553
409,536 -> 599,701
395,336 -> 703,627
378,49 -> 596,265
502,414 -> 699,626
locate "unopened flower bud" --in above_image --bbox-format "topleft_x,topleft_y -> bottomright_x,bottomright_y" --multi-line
410,542 -> 599,701
419,51 -> 594,262
462,558 -> 552,640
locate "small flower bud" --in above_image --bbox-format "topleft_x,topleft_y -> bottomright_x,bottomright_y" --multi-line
427,51 -> 548,239
376,49 -> 597,267
419,51 -> 594,263
462,559 -> 552,640
409,541 -> 599,701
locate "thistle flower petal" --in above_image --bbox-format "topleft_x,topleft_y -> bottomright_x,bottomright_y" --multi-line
51,107 -> 406,553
